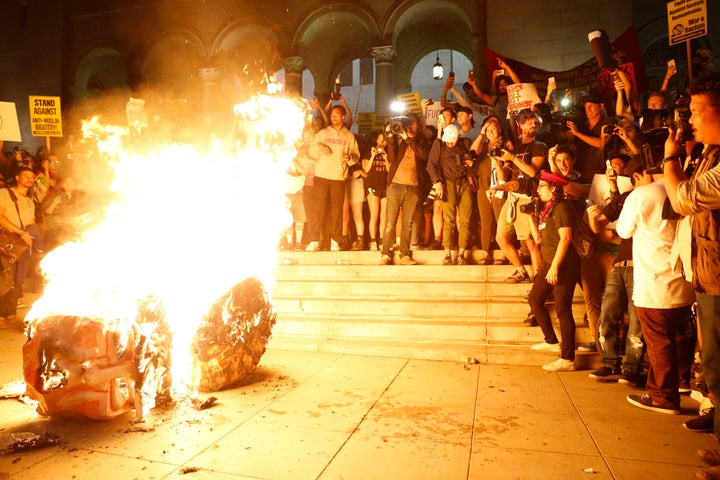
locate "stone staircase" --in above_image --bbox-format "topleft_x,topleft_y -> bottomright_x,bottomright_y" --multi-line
270,249 -> 598,368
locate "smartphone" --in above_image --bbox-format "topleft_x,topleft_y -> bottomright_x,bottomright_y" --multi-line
668,59 -> 676,69
497,68 -> 505,75
606,160 -> 617,178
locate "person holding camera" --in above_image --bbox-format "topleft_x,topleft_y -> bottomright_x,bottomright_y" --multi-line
566,88 -> 616,181
469,115 -> 512,265
427,124 -> 475,265
362,131 -> 388,251
527,170 -> 583,372
495,109 -> 548,283
380,113 -> 429,265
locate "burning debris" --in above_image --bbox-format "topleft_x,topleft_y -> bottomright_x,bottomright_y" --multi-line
191,277 -> 276,392
0,432 -> 59,455
19,94 -> 302,422
22,277 -> 275,420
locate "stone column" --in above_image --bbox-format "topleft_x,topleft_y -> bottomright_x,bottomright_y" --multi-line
282,56 -> 305,96
473,0 -> 489,91
371,46 -> 395,115
198,67 -> 219,126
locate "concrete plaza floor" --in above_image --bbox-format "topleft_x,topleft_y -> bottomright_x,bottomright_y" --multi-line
0,318 -> 718,480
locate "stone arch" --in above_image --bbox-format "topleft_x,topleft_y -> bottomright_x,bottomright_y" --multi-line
211,20 -> 283,99
388,0 -> 474,93
140,30 -> 207,92
293,4 -> 379,96
73,47 -> 129,102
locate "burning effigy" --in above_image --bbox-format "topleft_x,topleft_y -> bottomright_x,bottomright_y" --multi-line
21,94 -> 304,420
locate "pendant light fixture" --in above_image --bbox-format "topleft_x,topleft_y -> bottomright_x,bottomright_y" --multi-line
432,25 -> 443,80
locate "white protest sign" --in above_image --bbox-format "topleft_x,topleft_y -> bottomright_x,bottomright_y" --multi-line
506,83 -> 541,116
424,102 -> 443,129
588,173 -> 633,208
0,102 -> 22,142
126,97 -> 148,131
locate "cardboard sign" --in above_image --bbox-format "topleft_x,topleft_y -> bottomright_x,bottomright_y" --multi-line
667,0 -> 707,46
424,102 -> 443,129
125,97 -> 148,131
28,95 -> 62,137
505,83 -> 541,116
0,102 -> 22,142
356,112 -> 374,135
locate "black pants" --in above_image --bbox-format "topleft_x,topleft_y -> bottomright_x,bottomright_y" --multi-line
528,257 -> 581,361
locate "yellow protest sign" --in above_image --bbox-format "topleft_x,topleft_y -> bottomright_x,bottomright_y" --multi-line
667,0 -> 707,46
29,95 -> 62,137
396,92 -> 422,116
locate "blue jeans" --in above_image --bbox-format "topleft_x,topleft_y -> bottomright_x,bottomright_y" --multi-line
382,183 -> 418,258
598,265 -> 645,372
697,293 -> 720,435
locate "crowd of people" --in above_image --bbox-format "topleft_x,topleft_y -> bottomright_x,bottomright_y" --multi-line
2,56 -> 719,478
0,140 -> 83,328
285,62 -> 720,479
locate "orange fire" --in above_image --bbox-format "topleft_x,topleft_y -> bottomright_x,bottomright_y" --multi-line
23,94 -> 307,419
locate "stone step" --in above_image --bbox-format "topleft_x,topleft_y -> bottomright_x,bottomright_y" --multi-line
269,251 -> 598,367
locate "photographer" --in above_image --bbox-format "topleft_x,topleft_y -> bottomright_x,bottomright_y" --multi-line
380,112 -> 430,265
528,171 -> 583,372
427,124 -> 475,265
495,109 -> 548,283
469,115 -> 513,265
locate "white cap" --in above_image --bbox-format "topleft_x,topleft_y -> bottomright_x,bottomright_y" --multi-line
441,124 -> 459,143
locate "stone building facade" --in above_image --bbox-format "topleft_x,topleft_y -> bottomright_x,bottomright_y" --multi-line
0,0 -> 717,150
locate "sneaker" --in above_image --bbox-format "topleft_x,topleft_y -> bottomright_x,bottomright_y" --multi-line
588,365 -> 621,381
523,314 -> 538,327
578,342 -> 597,352
398,255 -> 417,265
618,371 -> 642,387
626,393 -> 680,415
430,240 -> 443,250
331,240 -> 340,251
305,241 -> 320,252
542,358 -> 576,372
684,408 -> 715,433
442,254 -> 453,265
380,254 -> 392,265
351,240 -> 364,251
478,255 -> 492,265
698,449 -> 720,467
369,241 -> 378,251
493,257 -> 508,265
506,269 -> 530,283
456,255 -> 467,265
531,342 -> 561,353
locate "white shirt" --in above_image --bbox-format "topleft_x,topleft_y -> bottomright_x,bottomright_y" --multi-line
616,180 -> 695,308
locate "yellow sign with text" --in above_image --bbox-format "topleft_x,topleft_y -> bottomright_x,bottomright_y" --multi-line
29,95 -> 63,137
667,0 -> 707,46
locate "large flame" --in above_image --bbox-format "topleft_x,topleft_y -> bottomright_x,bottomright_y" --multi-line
27,94 -> 306,394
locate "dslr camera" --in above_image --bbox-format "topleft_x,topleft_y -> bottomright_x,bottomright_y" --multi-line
489,146 -> 504,157
519,197 -> 542,216
602,124 -> 617,135
386,116 -> 412,137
